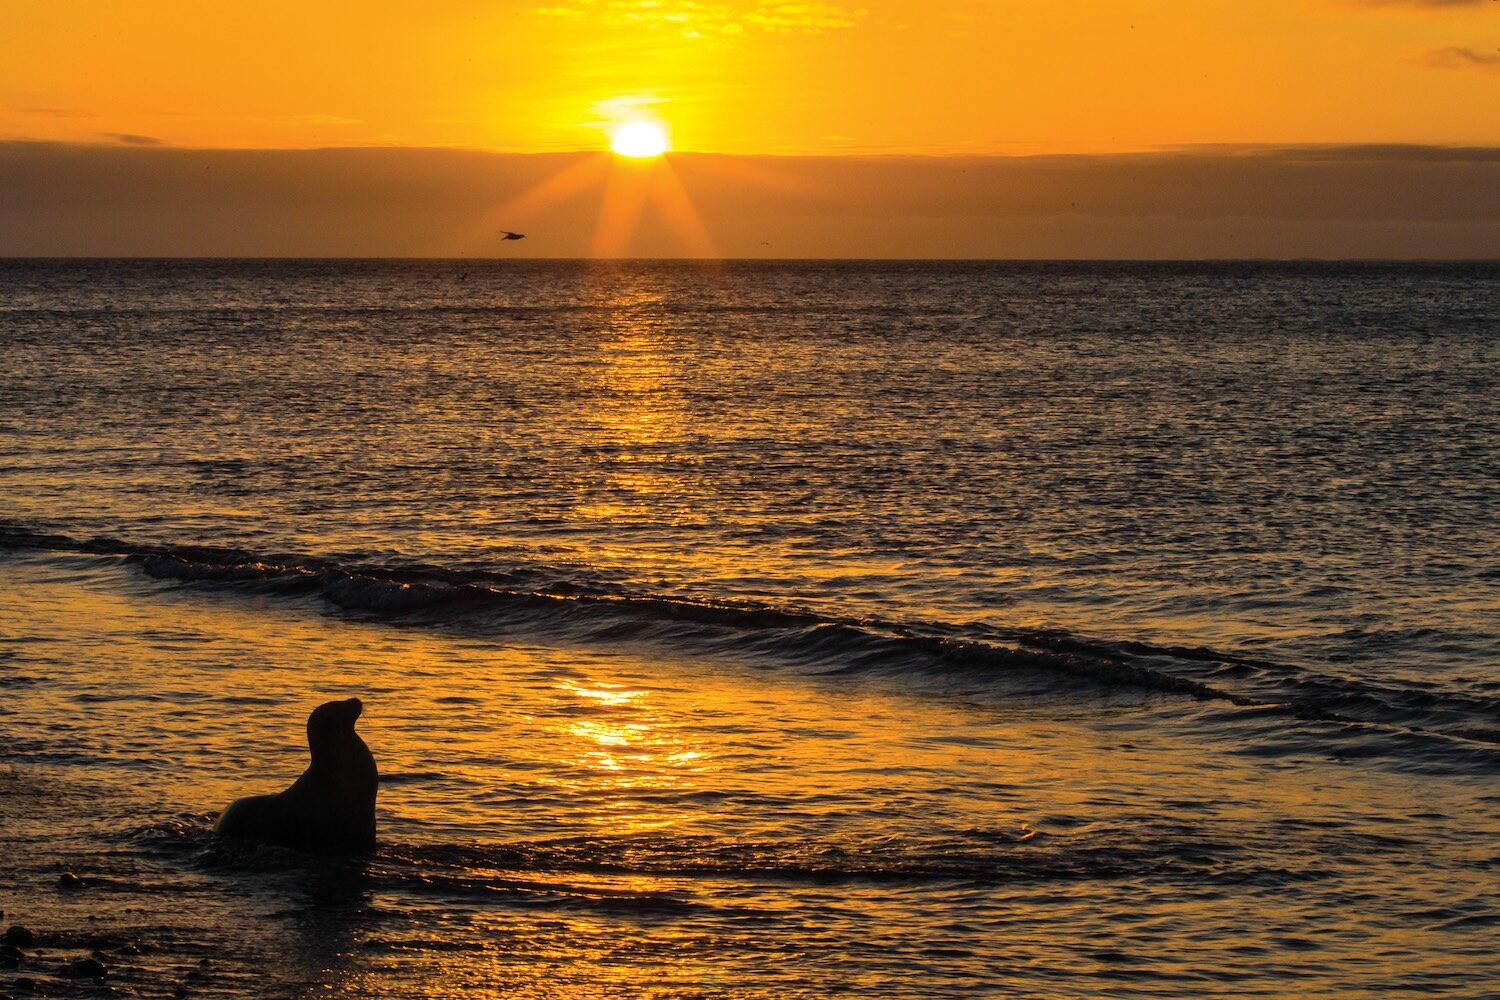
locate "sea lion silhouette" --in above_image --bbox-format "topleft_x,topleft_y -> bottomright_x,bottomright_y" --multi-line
214,698 -> 378,854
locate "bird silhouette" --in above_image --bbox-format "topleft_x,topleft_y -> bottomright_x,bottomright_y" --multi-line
501,231 -> 526,241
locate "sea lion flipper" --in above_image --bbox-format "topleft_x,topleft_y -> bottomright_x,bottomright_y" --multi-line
214,793 -> 280,840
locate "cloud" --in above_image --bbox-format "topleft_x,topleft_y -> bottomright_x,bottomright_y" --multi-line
531,0 -> 865,36
18,106 -> 93,119
0,142 -> 1496,259
1359,0 -> 1496,8
101,133 -> 164,146
1419,45 -> 1500,68
279,114 -> 363,127
743,3 -> 867,32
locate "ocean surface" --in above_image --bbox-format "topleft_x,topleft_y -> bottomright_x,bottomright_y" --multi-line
1,259 -> 1497,998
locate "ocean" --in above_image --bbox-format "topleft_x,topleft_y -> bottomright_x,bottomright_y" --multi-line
2,259 -> 1497,997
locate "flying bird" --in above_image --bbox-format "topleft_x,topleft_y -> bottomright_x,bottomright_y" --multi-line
501,231 -> 526,241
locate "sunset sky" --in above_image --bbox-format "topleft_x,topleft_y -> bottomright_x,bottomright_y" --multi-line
6,0 -> 1500,153
2,0 -> 1497,256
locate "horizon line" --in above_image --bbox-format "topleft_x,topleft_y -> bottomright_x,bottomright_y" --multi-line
5,255 -> 1499,264
6,139 -> 1500,161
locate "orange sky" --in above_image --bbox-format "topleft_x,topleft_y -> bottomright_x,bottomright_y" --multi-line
3,0 -> 1498,155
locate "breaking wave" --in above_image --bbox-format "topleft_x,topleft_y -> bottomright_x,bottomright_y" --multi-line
2,521 -> 1497,753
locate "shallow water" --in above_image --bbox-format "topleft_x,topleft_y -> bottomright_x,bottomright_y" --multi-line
2,260 -> 1498,996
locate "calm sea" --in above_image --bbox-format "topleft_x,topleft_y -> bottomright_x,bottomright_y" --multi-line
2,259 -> 1497,997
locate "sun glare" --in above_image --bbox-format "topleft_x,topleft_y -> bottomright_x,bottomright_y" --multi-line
610,121 -> 670,159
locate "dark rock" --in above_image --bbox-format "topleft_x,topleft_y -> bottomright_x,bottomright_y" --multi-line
61,956 -> 107,979
0,944 -> 21,968
57,872 -> 83,890
12,977 -> 35,992
1,926 -> 35,948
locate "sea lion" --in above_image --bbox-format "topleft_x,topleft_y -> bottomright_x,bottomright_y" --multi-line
214,698 -> 378,854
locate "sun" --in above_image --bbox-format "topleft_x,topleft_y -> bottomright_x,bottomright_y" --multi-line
609,121 -> 670,159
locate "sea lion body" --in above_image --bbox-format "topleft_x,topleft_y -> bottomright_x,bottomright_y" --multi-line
215,698 -> 378,854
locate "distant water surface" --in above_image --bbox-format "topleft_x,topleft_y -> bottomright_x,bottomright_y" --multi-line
1,260 -> 1497,997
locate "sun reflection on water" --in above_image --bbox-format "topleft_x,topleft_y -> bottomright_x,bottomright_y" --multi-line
551,677 -> 708,835
565,279 -> 706,531
559,680 -> 647,708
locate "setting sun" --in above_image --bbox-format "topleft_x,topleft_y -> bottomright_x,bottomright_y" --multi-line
610,121 -> 670,159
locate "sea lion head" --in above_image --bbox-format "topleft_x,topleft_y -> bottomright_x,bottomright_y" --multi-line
306,697 -> 364,755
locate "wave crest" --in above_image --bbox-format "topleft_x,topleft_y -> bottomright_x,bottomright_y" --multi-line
3,521 -> 1497,753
